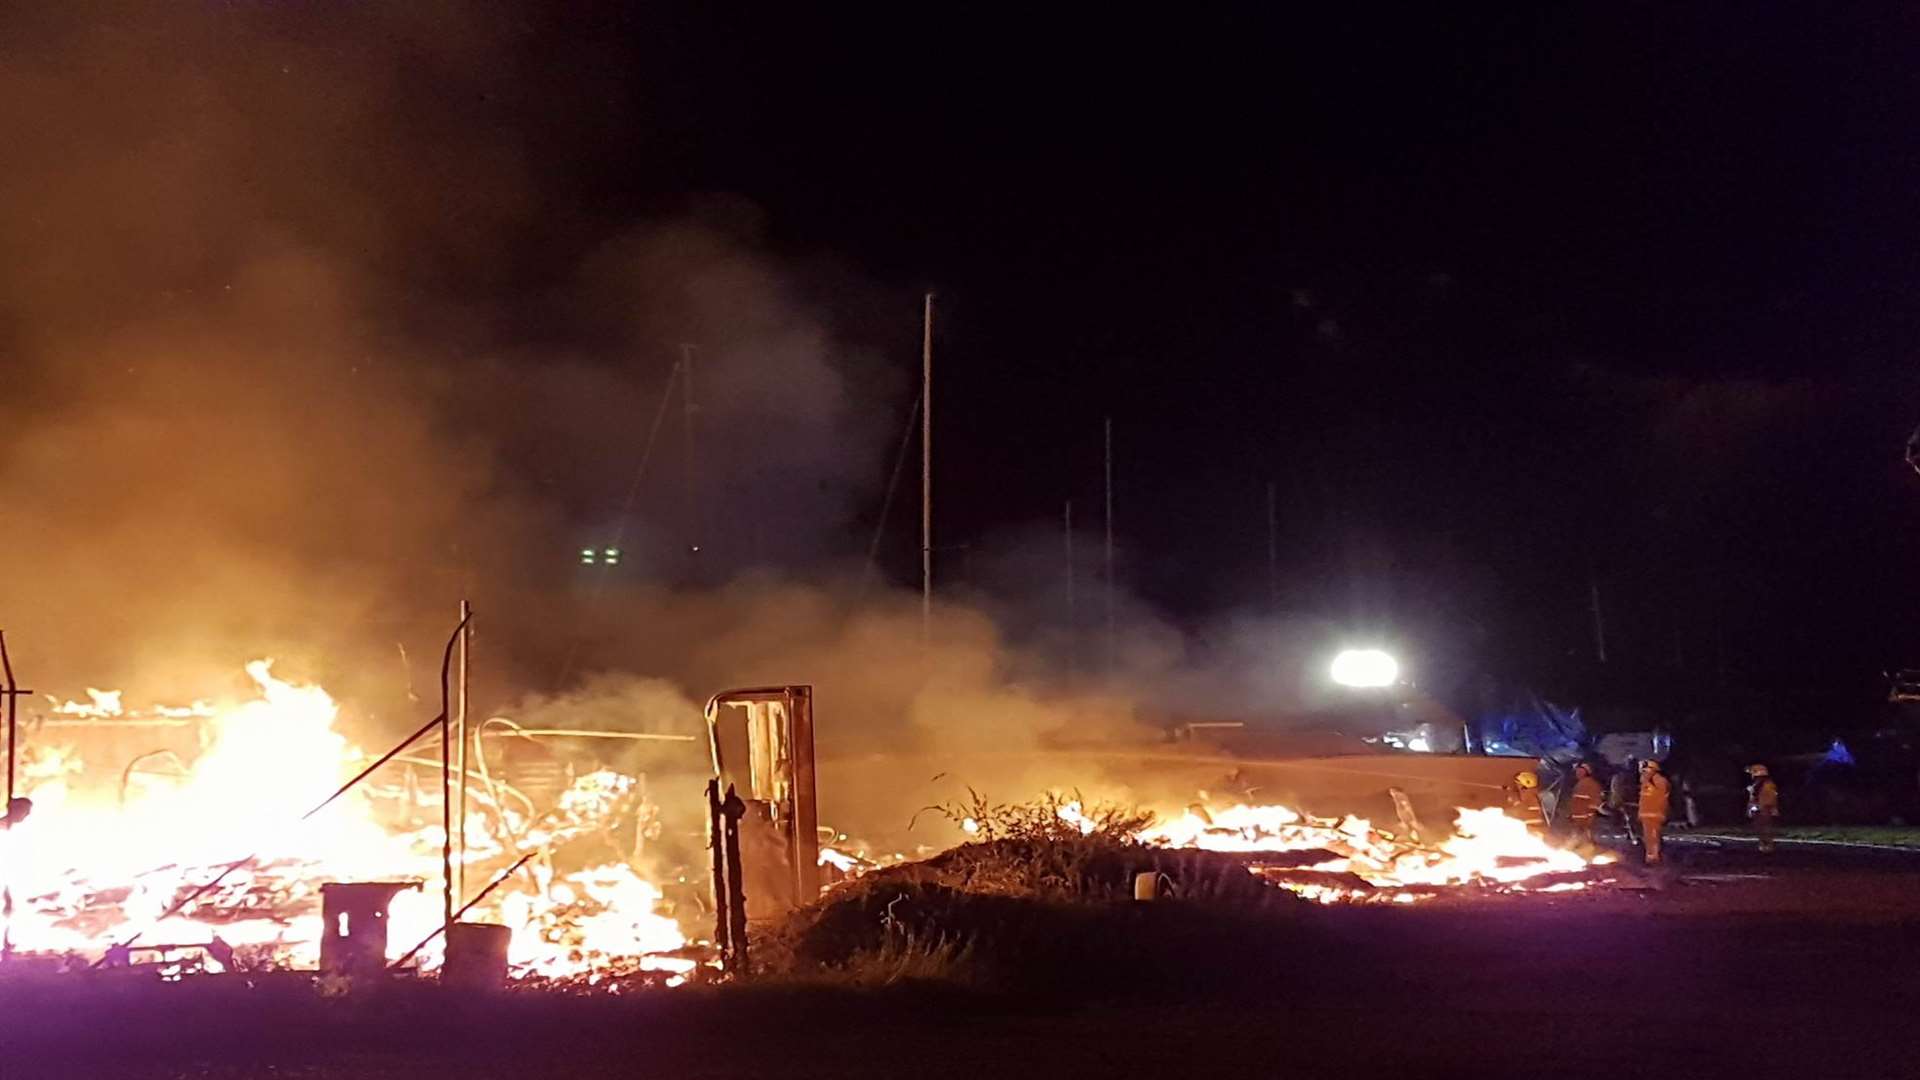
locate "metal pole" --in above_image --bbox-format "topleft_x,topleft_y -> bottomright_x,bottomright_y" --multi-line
921,293 -> 934,643
1589,575 -> 1608,664
1266,481 -> 1279,613
0,631 -> 23,805
681,343 -> 699,571
441,613 -> 458,928
1104,416 -> 1115,678
0,630 -> 25,964
1064,500 -> 1075,685
455,600 -> 471,903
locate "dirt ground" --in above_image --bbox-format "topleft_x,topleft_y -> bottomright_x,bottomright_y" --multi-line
4,837 -> 1917,1080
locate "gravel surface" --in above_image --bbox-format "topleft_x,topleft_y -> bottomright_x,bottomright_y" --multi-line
4,838 -> 1916,1079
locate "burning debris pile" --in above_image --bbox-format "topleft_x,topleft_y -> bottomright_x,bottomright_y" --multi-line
0,662 -> 695,983
0,660 -> 1615,992
823,790 -> 1613,908
1137,801 -> 1611,903
769,795 -> 1305,986
890,787 -> 1612,903
776,790 -> 1614,987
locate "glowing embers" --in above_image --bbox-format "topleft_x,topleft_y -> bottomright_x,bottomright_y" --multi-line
0,663 -> 689,981
1122,800 -> 1608,903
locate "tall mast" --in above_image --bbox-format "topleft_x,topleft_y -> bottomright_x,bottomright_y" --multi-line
921,293 -> 934,642
1064,500 -> 1076,683
1104,416 -> 1114,678
1266,480 -> 1279,612
681,344 -> 699,571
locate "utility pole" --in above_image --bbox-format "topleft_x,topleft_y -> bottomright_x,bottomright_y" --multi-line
681,344 -> 700,573
1104,416 -> 1115,679
921,293 -> 934,643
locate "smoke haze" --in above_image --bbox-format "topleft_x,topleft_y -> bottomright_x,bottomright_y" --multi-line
0,3 -> 1286,795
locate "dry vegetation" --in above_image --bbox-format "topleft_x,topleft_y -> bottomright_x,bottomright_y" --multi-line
757,793 -> 1303,992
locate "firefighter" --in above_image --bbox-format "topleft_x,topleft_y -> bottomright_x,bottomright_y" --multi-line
1566,762 -> 1604,850
1608,759 -> 1640,845
1506,770 -> 1547,835
1639,759 -> 1671,864
1747,764 -> 1781,853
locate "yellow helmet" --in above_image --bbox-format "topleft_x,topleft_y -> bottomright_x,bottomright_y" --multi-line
1747,763 -> 1769,778
1514,771 -> 1539,789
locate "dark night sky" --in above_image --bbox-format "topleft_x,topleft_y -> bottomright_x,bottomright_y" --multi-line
9,4 -> 1920,728
645,5 -> 1920,715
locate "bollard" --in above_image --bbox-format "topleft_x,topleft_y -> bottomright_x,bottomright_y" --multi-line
443,922 -> 511,991
1133,871 -> 1158,901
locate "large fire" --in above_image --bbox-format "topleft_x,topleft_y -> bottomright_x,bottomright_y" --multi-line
0,663 -> 1609,984
1132,800 -> 1609,903
0,662 -> 692,981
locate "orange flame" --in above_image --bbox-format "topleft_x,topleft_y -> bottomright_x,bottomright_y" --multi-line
0,662 -> 688,978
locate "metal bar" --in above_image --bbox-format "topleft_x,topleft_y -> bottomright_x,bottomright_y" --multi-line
1,630 -> 12,962
37,717 -> 197,728
456,600 -> 471,904
0,630 -> 25,805
387,850 -> 535,973
440,610 -> 468,928
477,728 -> 699,742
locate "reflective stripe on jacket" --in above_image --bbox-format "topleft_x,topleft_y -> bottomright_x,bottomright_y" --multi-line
1568,776 -> 1604,821
1507,787 -> 1546,827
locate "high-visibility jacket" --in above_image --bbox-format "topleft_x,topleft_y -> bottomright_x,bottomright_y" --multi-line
1639,773 -> 1671,821
1567,776 -> 1605,822
1748,778 -> 1779,819
1507,787 -> 1546,829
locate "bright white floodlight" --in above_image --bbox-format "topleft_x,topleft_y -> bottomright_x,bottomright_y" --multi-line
1331,648 -> 1399,688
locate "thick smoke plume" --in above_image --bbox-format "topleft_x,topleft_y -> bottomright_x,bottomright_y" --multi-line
0,7 -> 1385,852
0,8 -> 885,702
0,6 -> 1167,764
